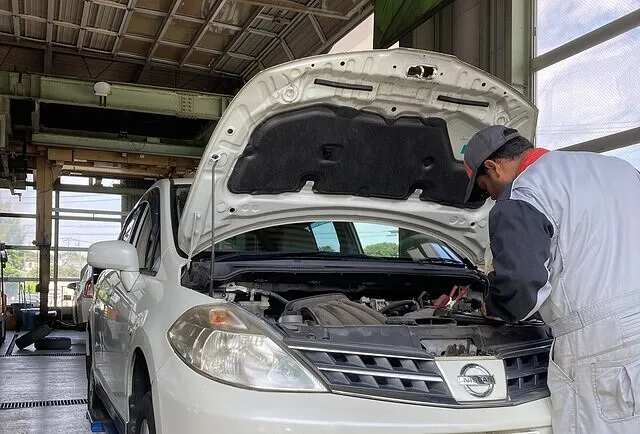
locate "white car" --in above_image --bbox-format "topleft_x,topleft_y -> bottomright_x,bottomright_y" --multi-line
71,263 -> 102,325
86,48 -> 552,434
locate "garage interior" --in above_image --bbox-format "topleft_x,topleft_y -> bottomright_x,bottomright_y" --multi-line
0,0 -> 638,432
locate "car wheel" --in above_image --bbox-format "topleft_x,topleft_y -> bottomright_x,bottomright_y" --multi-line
134,392 -> 156,434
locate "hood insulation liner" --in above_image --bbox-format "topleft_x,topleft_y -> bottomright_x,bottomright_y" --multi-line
227,105 -> 484,209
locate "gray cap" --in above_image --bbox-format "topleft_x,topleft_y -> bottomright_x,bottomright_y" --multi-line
463,125 -> 522,202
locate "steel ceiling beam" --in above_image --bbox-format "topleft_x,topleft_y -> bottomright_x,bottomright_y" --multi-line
242,0 -> 373,78
241,0 -> 322,77
308,14 -> 327,44
91,0 -> 128,10
137,0 -> 182,82
0,33 -> 243,81
10,0 -> 20,39
0,71 -> 232,121
34,133 -> 205,158
211,7 -> 264,72
280,39 -> 294,60
179,0 -> 227,67
232,0 -> 349,20
113,0 -> 137,55
44,0 -> 54,74
77,1 -> 91,49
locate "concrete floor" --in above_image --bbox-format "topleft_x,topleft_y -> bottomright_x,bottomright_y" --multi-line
0,328 -> 98,433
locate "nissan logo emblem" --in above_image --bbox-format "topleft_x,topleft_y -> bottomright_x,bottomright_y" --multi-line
457,363 -> 495,398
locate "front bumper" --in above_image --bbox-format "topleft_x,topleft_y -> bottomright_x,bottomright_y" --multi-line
154,354 -> 552,434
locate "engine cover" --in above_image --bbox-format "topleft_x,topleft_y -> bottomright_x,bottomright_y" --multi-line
282,293 -> 386,326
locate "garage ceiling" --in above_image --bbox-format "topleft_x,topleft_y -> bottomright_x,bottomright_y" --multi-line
0,0 -> 373,93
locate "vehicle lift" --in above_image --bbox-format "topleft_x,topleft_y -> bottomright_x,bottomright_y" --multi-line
87,408 -> 119,433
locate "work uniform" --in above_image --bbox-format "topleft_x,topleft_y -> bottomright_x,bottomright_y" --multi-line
483,148 -> 640,433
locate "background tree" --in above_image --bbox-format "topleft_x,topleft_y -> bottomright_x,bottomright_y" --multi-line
364,242 -> 398,257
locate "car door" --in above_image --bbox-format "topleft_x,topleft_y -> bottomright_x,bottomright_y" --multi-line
105,188 -> 162,417
93,200 -> 146,415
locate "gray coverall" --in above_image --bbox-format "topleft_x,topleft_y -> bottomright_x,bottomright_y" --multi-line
484,150 -> 640,433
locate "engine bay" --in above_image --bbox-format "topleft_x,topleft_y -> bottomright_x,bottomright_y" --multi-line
182,261 -> 550,358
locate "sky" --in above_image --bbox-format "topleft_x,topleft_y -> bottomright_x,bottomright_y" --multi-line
535,1 -> 640,165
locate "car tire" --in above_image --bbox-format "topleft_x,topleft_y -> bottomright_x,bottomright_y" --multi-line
34,337 -> 72,350
134,392 -> 156,434
15,324 -> 53,349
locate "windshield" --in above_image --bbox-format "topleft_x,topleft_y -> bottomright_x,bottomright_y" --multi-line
173,185 -> 464,263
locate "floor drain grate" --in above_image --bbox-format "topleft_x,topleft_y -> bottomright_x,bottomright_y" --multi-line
0,352 -> 85,357
0,398 -> 88,410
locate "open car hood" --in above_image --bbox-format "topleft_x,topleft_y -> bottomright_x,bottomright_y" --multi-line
178,48 -> 537,264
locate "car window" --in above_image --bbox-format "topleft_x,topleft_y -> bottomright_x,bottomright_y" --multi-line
310,222 -> 340,252
353,222 -> 462,261
134,188 -> 161,274
120,204 -> 145,243
171,185 -> 462,262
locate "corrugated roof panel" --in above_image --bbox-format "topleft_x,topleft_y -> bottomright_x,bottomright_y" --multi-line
56,0 -> 83,24
186,50 -> 215,67
254,19 -> 285,34
316,15 -> 341,37
51,53 -> 93,79
85,33 -> 116,51
120,37 -> 152,56
0,15 -> 12,34
285,19 -> 322,58
243,62 -> 259,79
199,30 -> 232,51
21,18 -> 45,40
89,3 -> 124,32
219,55 -> 246,73
136,0 -> 172,13
177,0 -> 205,18
21,0 -> 47,19
54,25 -> 79,45
82,57 -> 137,81
262,43 -> 288,69
139,66 -> 179,88
128,11 -> 162,38
235,32 -> 272,58
155,44 -> 182,62
215,2 -> 255,25
0,46 -> 43,72
165,18 -> 199,44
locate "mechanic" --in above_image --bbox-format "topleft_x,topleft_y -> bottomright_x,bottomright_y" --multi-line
462,125 -> 640,434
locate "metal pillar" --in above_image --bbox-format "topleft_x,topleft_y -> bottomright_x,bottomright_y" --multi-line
401,0 -> 533,100
35,156 -> 60,318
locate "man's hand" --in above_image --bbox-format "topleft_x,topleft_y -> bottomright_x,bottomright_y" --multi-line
481,301 -> 489,317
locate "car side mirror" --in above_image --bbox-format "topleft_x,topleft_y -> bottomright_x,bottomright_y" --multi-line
67,282 -> 77,290
88,240 -> 139,271
88,240 -> 141,291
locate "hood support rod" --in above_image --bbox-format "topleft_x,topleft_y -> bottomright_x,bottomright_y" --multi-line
209,154 -> 220,298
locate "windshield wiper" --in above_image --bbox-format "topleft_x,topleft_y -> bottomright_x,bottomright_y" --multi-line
214,251 -> 388,262
412,257 -> 465,266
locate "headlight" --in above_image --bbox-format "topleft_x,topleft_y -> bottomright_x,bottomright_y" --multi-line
167,304 -> 326,392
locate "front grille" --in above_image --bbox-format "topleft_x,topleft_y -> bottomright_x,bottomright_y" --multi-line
291,345 -> 453,404
290,339 -> 552,407
501,340 -> 552,402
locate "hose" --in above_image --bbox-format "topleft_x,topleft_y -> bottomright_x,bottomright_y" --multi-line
253,290 -> 289,305
379,299 -> 419,314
